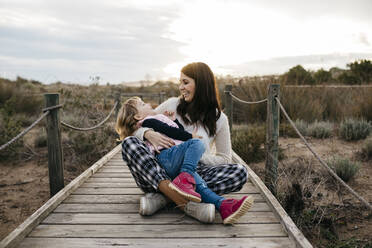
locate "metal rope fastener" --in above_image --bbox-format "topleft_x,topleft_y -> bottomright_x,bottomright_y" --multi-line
0,111 -> 50,151
275,97 -> 372,211
61,101 -> 118,131
224,91 -> 267,104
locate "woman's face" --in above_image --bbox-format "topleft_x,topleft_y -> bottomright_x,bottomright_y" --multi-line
179,72 -> 196,102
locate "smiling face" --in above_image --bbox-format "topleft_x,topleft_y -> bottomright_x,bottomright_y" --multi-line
179,72 -> 196,102
134,99 -> 156,120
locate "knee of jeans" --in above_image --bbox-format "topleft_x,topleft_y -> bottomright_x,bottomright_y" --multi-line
191,138 -> 205,153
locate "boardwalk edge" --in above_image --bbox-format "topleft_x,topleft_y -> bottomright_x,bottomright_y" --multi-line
0,144 -> 122,248
232,151 -> 313,248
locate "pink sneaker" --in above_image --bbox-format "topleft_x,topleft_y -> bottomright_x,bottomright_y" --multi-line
169,172 -> 201,202
220,196 -> 254,225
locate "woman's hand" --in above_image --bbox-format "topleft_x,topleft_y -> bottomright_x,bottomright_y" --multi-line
144,130 -> 175,153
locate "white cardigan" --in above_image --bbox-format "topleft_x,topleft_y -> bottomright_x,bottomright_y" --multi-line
134,97 -> 232,166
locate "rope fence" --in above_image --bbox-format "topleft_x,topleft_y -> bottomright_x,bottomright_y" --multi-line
225,91 -> 268,104
0,111 -> 50,151
61,101 -> 117,131
224,84 -> 371,211
0,101 -> 118,150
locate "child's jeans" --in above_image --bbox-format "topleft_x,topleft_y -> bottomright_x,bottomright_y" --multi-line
156,139 -> 224,209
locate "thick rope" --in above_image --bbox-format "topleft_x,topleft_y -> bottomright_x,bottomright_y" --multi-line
225,91 -> 268,104
0,111 -> 50,151
42,104 -> 63,112
275,97 -> 372,211
61,101 -> 118,131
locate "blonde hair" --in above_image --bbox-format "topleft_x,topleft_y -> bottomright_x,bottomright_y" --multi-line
115,96 -> 141,141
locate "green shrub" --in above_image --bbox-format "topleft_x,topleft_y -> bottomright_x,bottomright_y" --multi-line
0,111 -> 24,160
340,119 -> 371,141
231,125 -> 266,163
66,124 -> 117,167
280,119 -> 308,138
307,121 -> 333,139
327,156 -> 360,182
295,119 -> 308,136
361,137 -> 372,160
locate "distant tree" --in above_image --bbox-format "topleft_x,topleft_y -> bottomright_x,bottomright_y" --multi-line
347,59 -> 372,84
282,65 -> 315,85
329,67 -> 345,79
313,68 -> 332,84
337,72 -> 360,85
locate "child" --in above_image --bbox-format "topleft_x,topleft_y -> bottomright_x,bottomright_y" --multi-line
116,96 -> 254,224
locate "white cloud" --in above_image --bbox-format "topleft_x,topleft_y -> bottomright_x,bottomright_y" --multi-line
0,0 -> 371,83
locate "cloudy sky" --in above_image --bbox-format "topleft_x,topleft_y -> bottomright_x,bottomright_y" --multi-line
1,0 -> 371,84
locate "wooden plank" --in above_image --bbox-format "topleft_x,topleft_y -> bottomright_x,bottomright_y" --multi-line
28,224 -> 287,238
19,237 -> 295,248
232,152 -> 313,248
72,184 -> 259,194
43,212 -> 278,224
73,187 -> 144,195
80,182 -> 139,188
100,166 -> 128,169
98,167 -> 130,173
91,173 -> 133,178
105,161 -> 126,165
64,193 -> 265,204
53,202 -> 272,213
0,145 -> 122,248
64,194 -> 143,204
86,177 -> 135,183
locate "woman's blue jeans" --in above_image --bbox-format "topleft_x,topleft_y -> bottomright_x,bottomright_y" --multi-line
156,139 -> 224,209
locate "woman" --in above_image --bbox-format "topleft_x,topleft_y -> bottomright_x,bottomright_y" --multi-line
120,62 -> 250,223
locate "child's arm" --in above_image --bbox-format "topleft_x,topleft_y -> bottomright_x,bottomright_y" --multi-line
142,118 -> 192,141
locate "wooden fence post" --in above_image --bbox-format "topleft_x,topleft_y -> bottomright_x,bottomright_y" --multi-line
265,84 -> 280,196
224,84 -> 233,131
158,92 -> 165,104
115,92 -> 121,118
44,93 -> 64,197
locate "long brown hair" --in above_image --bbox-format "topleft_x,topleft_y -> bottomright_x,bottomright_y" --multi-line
115,97 -> 141,140
177,62 -> 221,136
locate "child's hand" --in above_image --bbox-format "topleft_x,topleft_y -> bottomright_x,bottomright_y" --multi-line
163,111 -> 176,121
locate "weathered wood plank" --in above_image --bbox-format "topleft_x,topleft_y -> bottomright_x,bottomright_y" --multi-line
53,202 -> 271,213
80,182 -> 139,188
43,212 -> 279,224
64,193 -> 265,204
29,224 -> 287,238
19,237 -> 295,248
100,166 -> 128,170
64,194 -> 143,204
72,188 -> 144,194
90,173 -> 133,178
72,184 -> 259,195
86,177 -> 135,183
98,167 -> 129,173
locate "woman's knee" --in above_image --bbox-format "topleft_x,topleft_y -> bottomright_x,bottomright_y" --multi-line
234,163 -> 248,184
121,136 -> 146,162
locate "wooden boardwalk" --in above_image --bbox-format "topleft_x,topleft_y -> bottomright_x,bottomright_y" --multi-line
1,145 -> 312,248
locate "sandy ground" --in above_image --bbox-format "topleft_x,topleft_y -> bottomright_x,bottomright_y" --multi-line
0,137 -> 371,245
